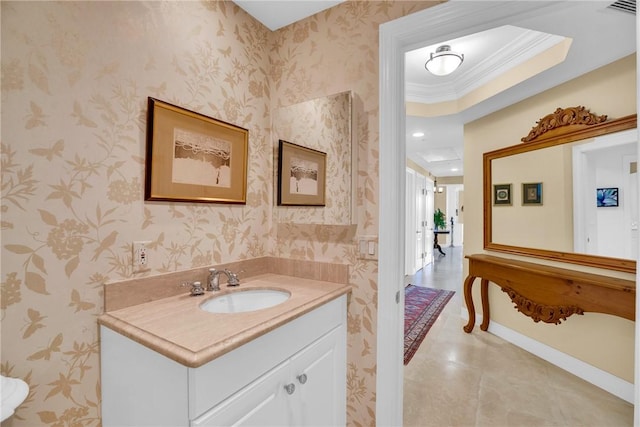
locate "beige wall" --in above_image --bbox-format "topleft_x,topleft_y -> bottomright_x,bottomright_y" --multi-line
464,54 -> 636,382
407,158 -> 433,178
434,188 -> 447,215
0,1 -> 438,426
437,176 -> 463,185
492,144 -> 574,251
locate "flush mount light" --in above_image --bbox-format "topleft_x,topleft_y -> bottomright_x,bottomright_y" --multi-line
412,132 -> 425,137
425,45 -> 464,76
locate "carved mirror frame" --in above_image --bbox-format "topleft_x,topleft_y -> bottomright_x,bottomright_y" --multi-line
483,106 -> 637,273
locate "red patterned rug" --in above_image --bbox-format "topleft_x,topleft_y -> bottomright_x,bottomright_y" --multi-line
404,285 -> 455,365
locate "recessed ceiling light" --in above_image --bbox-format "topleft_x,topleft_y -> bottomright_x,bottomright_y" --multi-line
412,132 -> 424,137
451,167 -> 459,172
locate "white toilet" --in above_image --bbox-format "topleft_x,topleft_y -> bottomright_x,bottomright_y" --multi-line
1,375 -> 29,423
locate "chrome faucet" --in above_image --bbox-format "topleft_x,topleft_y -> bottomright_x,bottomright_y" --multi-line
207,268 -> 241,291
207,268 -> 220,291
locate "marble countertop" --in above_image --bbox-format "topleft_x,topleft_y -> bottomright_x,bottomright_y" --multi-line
98,273 -> 351,368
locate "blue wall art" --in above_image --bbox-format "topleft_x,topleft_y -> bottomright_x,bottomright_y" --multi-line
596,187 -> 619,207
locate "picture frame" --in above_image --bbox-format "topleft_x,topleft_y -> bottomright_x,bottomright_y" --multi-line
493,183 -> 512,206
145,97 -> 248,204
277,140 -> 326,206
522,182 -> 543,205
597,187 -> 619,207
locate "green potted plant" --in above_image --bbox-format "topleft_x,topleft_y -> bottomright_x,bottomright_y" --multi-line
434,208 -> 446,230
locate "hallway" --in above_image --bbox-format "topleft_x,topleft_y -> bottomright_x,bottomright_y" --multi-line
403,247 -> 633,426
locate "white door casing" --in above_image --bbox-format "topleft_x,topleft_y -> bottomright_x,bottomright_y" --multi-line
572,129 -> 637,259
377,2 -> 640,426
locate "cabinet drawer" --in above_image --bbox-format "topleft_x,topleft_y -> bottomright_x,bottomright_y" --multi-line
189,295 -> 346,419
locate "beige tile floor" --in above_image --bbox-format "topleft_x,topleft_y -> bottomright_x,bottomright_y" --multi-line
403,246 -> 634,427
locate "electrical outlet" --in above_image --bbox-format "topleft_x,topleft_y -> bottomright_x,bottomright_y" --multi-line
133,241 -> 151,272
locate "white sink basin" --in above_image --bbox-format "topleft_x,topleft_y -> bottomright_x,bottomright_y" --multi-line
200,289 -> 290,314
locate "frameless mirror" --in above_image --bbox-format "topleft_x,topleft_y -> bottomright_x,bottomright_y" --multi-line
273,91 -> 355,225
484,108 -> 637,273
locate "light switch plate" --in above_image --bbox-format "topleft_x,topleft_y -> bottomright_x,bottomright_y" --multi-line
357,235 -> 378,260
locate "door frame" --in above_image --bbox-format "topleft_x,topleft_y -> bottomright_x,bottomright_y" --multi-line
376,2 -> 640,425
572,128 -> 637,257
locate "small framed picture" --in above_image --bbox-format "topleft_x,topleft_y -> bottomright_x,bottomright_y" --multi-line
522,182 -> 542,205
277,140 -> 326,206
597,187 -> 619,207
493,183 -> 512,206
144,97 -> 248,204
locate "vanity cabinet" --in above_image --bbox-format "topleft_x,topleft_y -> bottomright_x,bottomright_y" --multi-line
193,325 -> 342,426
100,295 -> 346,427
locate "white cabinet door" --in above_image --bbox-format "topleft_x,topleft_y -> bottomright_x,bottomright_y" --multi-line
192,325 -> 346,427
290,326 -> 346,427
192,360 -> 291,427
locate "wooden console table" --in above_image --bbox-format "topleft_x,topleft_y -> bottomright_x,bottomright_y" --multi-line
463,254 -> 635,333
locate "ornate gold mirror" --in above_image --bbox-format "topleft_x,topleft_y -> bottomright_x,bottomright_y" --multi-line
483,106 -> 637,273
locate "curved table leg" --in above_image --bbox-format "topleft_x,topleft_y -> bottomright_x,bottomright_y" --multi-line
434,234 -> 446,256
462,275 -> 477,333
480,278 -> 490,331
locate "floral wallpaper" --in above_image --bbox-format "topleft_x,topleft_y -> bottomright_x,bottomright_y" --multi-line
274,91 -> 353,226
270,2 -> 436,424
1,1 -> 436,426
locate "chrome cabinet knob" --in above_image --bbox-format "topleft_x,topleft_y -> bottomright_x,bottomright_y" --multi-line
284,383 -> 295,395
297,373 -> 307,384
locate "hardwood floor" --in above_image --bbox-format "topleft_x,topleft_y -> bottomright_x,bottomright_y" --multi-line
402,246 -> 633,427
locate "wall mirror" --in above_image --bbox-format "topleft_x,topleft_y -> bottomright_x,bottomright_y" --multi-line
273,91 -> 356,226
484,107 -> 637,273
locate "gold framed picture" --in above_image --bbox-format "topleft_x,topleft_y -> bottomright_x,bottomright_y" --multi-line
277,140 -> 326,206
144,97 -> 248,204
493,183 -> 512,206
522,182 -> 543,205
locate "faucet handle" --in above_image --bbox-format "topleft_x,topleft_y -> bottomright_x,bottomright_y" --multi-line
225,269 -> 242,287
182,281 -> 205,296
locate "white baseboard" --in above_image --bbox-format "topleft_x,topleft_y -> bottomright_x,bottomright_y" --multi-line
460,309 -> 634,403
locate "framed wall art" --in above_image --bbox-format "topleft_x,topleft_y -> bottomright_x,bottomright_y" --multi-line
493,183 -> 512,206
277,140 -> 326,206
597,187 -> 619,207
145,97 -> 248,204
522,182 -> 543,205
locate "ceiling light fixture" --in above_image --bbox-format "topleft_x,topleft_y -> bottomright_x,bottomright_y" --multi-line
412,132 -> 425,137
425,45 -> 464,76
